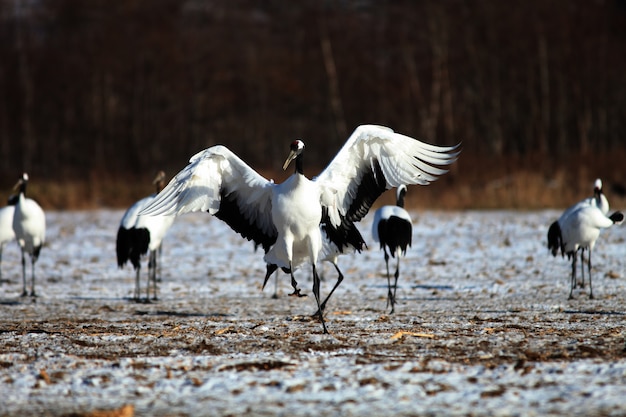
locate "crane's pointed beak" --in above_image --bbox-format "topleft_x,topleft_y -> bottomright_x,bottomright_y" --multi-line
282,150 -> 298,171
13,179 -> 23,191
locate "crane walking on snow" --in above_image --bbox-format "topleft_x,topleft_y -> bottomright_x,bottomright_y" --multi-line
372,185 -> 413,313
550,203 -> 622,299
116,171 -> 175,301
548,178 -> 609,290
12,173 -> 46,297
140,125 -> 460,333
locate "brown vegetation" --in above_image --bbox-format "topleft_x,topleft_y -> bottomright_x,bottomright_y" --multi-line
1,1 -> 625,209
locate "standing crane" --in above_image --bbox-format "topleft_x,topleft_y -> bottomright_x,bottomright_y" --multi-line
12,173 -> 46,297
116,171 -> 175,301
372,185 -> 413,313
555,204 -> 623,299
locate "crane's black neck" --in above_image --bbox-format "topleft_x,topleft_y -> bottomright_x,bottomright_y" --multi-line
19,180 -> 27,196
594,188 -> 603,199
294,153 -> 304,175
396,189 -> 406,208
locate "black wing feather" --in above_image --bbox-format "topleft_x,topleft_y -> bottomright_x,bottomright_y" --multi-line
215,188 -> 277,252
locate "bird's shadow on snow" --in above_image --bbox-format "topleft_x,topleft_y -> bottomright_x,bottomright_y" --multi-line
134,310 -> 233,318
0,298 -> 23,306
561,309 -> 626,316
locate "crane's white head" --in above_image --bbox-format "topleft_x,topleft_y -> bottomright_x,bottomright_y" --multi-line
594,178 -> 603,192
14,173 -> 29,192
283,140 -> 305,171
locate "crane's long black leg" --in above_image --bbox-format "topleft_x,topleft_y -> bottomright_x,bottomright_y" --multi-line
569,254 -> 577,300
154,250 -> 159,300
383,250 -> 394,311
390,257 -> 400,314
583,248 -> 593,300
153,250 -> 158,300
20,249 -> 27,297
262,264 -> 278,296
29,256 -> 37,297
156,244 -> 163,283
311,263 -> 328,334
148,250 -> 157,301
134,266 -> 141,301
0,247 -> 3,284
146,252 -> 152,300
287,263 -> 306,297
315,262 -> 344,316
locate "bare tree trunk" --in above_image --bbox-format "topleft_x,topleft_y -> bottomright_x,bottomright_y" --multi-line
403,46 -> 423,133
578,100 -> 591,155
14,0 -> 34,171
538,35 -> 551,154
319,22 -> 347,140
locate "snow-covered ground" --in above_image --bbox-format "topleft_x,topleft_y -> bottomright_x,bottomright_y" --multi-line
1,209 -> 625,416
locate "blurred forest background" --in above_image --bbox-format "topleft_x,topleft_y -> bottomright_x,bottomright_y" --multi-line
1,0 -> 626,209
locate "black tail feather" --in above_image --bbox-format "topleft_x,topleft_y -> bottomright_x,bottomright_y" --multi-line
547,221 -> 563,257
116,226 -> 151,270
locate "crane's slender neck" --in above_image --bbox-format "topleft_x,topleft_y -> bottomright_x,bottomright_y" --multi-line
594,188 -> 602,199
19,180 -> 27,196
396,190 -> 406,208
294,153 -> 304,175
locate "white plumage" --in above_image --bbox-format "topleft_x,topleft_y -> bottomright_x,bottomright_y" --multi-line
555,204 -> 623,299
12,173 -> 46,297
372,185 -> 413,313
0,199 -> 16,283
116,171 -> 175,301
261,224 -> 362,317
141,124 -> 460,333
547,178 -> 610,289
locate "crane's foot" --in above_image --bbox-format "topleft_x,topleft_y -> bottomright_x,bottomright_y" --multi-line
288,289 -> 307,297
319,319 -> 329,334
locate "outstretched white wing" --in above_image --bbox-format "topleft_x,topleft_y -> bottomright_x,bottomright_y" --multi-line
140,145 -> 278,250
315,124 -> 460,227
